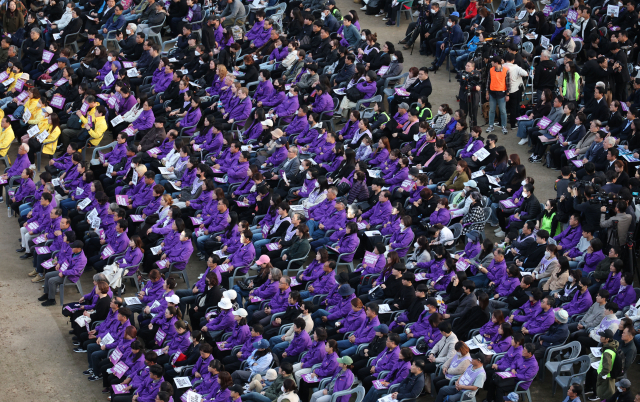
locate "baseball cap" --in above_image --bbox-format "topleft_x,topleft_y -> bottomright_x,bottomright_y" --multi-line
253,339 -> 270,349
337,356 -> 353,365
256,255 -> 271,265
504,393 -> 519,402
232,308 -> 248,317
374,324 -> 389,334
165,294 -> 180,304
463,180 -> 478,189
616,379 -> 631,389
598,329 -> 614,339
398,102 -> 410,110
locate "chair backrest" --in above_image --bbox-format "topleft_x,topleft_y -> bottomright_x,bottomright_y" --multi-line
330,385 -> 366,402
450,223 -> 463,240
483,207 -> 491,222
522,41 -> 533,54
493,20 -> 500,32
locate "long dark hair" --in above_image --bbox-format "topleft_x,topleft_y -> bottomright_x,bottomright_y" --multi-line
224,212 -> 238,238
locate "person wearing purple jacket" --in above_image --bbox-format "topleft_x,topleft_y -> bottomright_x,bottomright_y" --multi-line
284,108 -> 310,137
295,335 -> 334,383
280,317 -> 312,362
485,342 -> 538,402
308,358 -> 355,402
299,262 -> 337,301
328,225 -> 360,263
18,193 -> 53,256
510,289 -> 542,327
311,87 -> 334,116
552,220 -> 582,252
494,266 -> 521,299
158,230 -> 193,274
253,72 -> 275,105
175,98 -> 203,136
124,364 -> 164,402
612,272 -> 636,309
153,65 -> 174,94
360,191 -> 393,229
459,128 -> 485,158
272,87 -> 300,124
220,311 -> 251,351
430,201 -> 452,225
389,217 -> 414,258
521,295 -> 555,340
89,219 -> 130,273
219,88 -> 252,130
131,100 -> 156,136
337,302 -> 381,356
486,323 -> 514,354
40,240 -> 87,305
203,298 -> 236,341
602,261 -> 623,297
565,278 -> 593,316
47,143 -> 76,175
473,249 -> 507,289
337,115 -> 360,142
334,296 -> 367,336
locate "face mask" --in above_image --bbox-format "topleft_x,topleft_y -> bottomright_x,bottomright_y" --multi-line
306,173 -> 312,180
195,51 -> 201,56
259,76 -> 264,82
568,277 -> 574,282
413,134 -> 420,141
199,60 -> 205,65
315,181 -> 320,188
108,56 -> 113,62
399,224 -> 405,230
391,56 -> 397,61
299,165 -> 305,172
437,110 -> 443,115
521,180 -> 526,186
476,300 -> 480,305
281,386 -> 286,393
126,29 -> 131,35
288,91 -> 295,97
522,192 -> 528,198
617,387 -> 624,393
414,242 -> 419,248
544,251 -> 551,259
447,21 -> 452,26
361,34 -> 366,40
321,15 -> 326,20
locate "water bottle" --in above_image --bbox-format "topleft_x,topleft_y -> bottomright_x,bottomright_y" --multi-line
7,206 -> 11,217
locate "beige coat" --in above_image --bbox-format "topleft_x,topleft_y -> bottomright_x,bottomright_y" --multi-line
431,332 -> 459,363
543,269 -> 569,292
283,314 -> 314,342
441,353 -> 472,376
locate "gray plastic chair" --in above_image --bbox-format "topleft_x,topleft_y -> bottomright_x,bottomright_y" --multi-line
167,262 -> 190,288
553,355 -> 591,397
542,340 -> 581,381
59,276 -> 83,306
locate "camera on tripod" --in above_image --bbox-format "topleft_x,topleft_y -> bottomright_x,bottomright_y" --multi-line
593,191 -> 620,216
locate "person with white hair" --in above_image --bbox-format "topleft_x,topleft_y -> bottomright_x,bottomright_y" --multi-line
534,49 -> 558,102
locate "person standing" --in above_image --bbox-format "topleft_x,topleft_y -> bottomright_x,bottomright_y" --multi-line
485,56 -> 511,135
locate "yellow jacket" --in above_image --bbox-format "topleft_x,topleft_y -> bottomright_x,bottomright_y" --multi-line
8,72 -> 28,92
79,114 -> 106,146
0,125 -> 15,157
81,107 -> 98,129
23,98 -> 40,120
27,108 -> 45,127
41,125 -> 61,155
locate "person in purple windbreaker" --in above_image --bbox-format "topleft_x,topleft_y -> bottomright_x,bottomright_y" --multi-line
612,272 -> 636,310
486,322 -> 514,354
217,87 -> 252,130
280,317 -> 312,363
40,240 -> 87,305
252,70 -> 275,106
459,126 -> 485,159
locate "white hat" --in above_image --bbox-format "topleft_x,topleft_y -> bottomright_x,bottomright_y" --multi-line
165,294 -> 180,304
262,119 -> 274,127
233,308 -> 248,317
218,298 -> 233,309
223,289 -> 237,300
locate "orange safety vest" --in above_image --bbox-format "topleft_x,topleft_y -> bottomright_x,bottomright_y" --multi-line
489,66 -> 509,92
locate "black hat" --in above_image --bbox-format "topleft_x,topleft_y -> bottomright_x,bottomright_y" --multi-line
71,240 -> 84,249
155,116 -> 166,124
598,329 -> 614,339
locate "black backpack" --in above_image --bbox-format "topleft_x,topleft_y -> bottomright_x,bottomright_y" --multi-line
607,347 -> 625,378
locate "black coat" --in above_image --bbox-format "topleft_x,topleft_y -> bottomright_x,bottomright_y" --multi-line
391,284 -> 416,311
584,97 -> 609,122
452,305 -> 490,341
430,158 -> 457,183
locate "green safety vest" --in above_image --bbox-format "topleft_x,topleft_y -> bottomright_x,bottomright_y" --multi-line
417,106 -> 433,121
598,349 -> 616,378
539,212 -> 561,237
562,72 -> 580,100
332,8 -> 343,20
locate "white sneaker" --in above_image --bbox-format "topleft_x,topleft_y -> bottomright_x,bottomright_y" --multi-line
382,17 -> 388,20
413,10 -> 419,16
494,227 -> 503,233
361,5 -> 367,9
494,230 -> 506,237
518,139 -> 528,145
486,126 -> 495,133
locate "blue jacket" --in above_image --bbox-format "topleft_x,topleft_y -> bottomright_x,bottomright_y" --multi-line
549,0 -> 569,11
496,0 -> 516,17
443,24 -> 464,47
104,14 -> 126,32
539,322 -> 569,348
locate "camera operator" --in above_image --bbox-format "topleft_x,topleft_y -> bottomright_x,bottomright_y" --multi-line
571,185 -> 602,230
600,200 -> 633,246
400,1 -> 445,53
458,60 -> 481,126
504,52 -> 529,130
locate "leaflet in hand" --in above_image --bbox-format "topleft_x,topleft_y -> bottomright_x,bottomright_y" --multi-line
548,123 -> 562,136
372,380 -> 388,390
567,9 -> 578,22
112,384 -> 129,394
127,68 -> 139,77
591,347 -> 603,357
333,87 -> 346,95
415,272 -> 427,281
147,147 -> 161,156
33,234 -> 47,244
156,259 -> 169,269
124,297 -> 142,305
131,214 -> 145,222
571,160 -> 583,168
471,170 -> 484,179
100,333 -> 115,346
496,372 -> 516,379
182,391 -> 203,402
474,147 -> 490,161
395,88 -> 410,96
27,221 -> 39,231
364,230 -> 381,237
377,66 -> 389,76
35,246 -> 50,255
363,251 -> 378,265
536,117 -> 552,129
42,258 -> 56,269
50,94 -> 65,109
377,394 -> 398,402
151,245 -> 163,255
155,328 -> 167,344
27,125 -> 40,138
116,195 -> 129,206
455,259 -> 469,271
302,373 -> 320,383
516,115 -> 531,121
500,199 -> 516,209
266,243 -> 280,251
564,149 -> 577,159
123,126 -> 136,137
378,304 -> 391,314
607,4 -> 620,17
111,115 -> 124,126
174,377 -> 193,389
540,36 -> 550,49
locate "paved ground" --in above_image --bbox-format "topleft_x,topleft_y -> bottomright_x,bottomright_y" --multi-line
0,1 -> 612,401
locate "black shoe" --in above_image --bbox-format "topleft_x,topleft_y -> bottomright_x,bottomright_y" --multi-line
16,247 -> 25,253
88,375 -> 102,381
385,20 -> 395,25
41,299 -> 56,306
20,253 -> 33,259
399,39 -> 408,44
38,294 -> 48,301
72,341 -> 80,346
72,335 -> 78,340
428,65 -> 439,72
